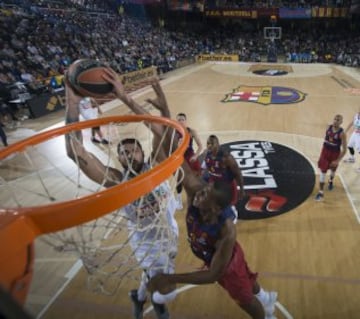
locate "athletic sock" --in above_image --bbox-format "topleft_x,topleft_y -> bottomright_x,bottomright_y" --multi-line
255,288 -> 269,304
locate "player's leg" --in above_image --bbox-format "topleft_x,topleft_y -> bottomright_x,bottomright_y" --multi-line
328,152 -> 340,190
344,133 -> 356,163
130,226 -> 177,319
129,271 -> 148,319
92,126 -> 109,144
146,256 -> 176,319
149,213 -> 178,319
218,243 -> 277,319
354,134 -> 360,171
328,169 -> 335,190
240,296 -> 266,319
128,232 -> 149,319
315,170 -> 326,201
253,281 -> 278,319
90,127 -> 101,143
315,149 -> 328,201
175,182 -> 183,210
129,259 -> 173,319
0,123 -> 8,147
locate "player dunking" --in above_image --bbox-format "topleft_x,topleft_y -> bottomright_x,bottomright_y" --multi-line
65,69 -> 178,319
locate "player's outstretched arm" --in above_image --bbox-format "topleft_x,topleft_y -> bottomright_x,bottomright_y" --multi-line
145,77 -> 171,119
64,79 -> 122,187
191,128 -> 203,161
102,69 -> 164,137
147,218 -> 236,292
225,152 -> 245,199
103,69 -> 178,162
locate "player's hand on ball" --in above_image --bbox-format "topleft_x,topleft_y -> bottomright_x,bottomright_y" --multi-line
102,68 -> 127,101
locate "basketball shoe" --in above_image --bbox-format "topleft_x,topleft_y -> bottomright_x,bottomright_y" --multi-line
129,289 -> 146,319
101,138 -> 109,145
256,290 -> 277,317
151,300 -> 170,319
328,181 -> 334,191
91,137 -> 101,143
315,192 -> 324,201
263,291 -> 278,317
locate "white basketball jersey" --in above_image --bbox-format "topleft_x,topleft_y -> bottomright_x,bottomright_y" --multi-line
353,113 -> 360,132
123,163 -> 177,234
123,163 -> 178,271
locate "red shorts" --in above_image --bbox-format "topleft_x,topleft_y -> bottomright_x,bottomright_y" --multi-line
318,147 -> 340,172
185,149 -> 201,173
217,242 -> 258,305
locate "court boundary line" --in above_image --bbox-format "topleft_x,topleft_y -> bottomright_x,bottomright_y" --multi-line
37,260 -> 83,319
339,173 -> 360,224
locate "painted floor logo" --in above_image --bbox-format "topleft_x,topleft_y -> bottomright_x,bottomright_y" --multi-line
253,69 -> 288,76
222,85 -> 306,105
222,140 -> 315,220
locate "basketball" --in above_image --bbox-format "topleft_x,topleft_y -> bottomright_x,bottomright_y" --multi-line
67,59 -> 114,97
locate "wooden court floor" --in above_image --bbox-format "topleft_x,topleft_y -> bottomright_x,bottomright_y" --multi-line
3,62 -> 360,319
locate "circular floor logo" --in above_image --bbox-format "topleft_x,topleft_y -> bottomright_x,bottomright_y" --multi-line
222,140 -> 315,220
253,69 -> 288,76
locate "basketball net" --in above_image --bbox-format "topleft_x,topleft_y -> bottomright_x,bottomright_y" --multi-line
0,115 -> 187,297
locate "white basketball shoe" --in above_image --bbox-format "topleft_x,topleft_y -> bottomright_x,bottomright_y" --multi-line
257,290 -> 278,317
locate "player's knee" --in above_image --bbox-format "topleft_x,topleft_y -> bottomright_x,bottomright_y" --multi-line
319,173 -> 326,183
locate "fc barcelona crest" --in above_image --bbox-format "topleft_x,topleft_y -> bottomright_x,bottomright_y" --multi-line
222,85 -> 306,105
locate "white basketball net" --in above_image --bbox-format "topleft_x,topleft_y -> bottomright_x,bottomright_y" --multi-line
0,118 -> 184,295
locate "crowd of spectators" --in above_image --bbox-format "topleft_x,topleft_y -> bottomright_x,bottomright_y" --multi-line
209,0 -> 351,9
0,0 -> 359,126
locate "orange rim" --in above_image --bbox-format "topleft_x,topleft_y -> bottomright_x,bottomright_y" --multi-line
0,114 -> 189,236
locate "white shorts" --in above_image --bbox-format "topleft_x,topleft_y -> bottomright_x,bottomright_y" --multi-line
128,198 -> 178,277
348,132 -> 360,153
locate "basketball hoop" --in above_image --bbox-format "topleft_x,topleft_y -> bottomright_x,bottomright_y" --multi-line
0,114 -> 189,304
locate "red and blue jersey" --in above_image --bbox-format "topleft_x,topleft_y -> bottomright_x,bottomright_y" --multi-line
203,150 -> 235,183
186,205 -> 236,265
323,125 -> 343,151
